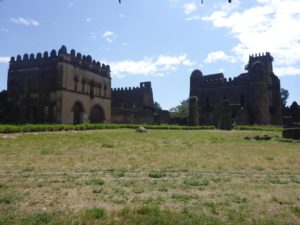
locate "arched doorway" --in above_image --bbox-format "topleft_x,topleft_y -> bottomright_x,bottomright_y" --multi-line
89,105 -> 105,123
72,101 -> 84,124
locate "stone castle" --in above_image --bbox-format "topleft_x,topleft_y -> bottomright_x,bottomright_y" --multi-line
4,46 -> 282,126
7,46 -> 111,124
189,52 -> 282,128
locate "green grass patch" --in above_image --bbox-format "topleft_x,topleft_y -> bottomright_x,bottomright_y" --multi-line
184,177 -> 209,187
92,179 -> 105,186
149,170 -> 167,178
234,125 -> 283,132
83,208 -> 106,220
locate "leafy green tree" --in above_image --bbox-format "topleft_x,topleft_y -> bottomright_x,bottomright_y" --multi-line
154,101 -> 162,110
169,99 -> 189,117
280,88 -> 289,108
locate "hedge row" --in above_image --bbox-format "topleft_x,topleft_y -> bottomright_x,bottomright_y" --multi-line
234,125 -> 283,132
0,124 -> 216,134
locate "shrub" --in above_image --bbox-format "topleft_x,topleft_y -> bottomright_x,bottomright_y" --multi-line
84,208 -> 106,220
149,171 -> 167,178
282,128 -> 300,140
234,125 -> 283,132
93,179 -> 105,185
0,123 -> 215,134
184,177 -> 209,186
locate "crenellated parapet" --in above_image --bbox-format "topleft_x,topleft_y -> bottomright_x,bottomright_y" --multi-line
245,52 -> 273,71
112,87 -> 139,92
112,81 -> 152,93
9,45 -> 111,78
112,82 -> 154,108
191,71 -> 252,89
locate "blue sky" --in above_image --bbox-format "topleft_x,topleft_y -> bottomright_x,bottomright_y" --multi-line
0,0 -> 299,110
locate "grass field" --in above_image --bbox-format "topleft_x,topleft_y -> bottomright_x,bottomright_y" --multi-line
0,129 -> 299,224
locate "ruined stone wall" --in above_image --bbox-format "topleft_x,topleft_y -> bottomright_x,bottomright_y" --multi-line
112,81 -> 154,109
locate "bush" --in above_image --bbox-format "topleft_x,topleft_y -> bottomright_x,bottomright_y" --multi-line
83,208 -> 106,220
184,178 -> 209,187
0,123 -> 215,134
282,128 -> 300,140
93,179 -> 105,185
149,171 -> 167,178
234,125 -> 283,132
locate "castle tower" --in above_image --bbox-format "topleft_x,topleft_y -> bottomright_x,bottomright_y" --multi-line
189,96 -> 199,126
245,52 -> 281,124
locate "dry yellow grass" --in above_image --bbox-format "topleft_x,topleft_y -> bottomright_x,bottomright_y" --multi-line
0,129 -> 299,224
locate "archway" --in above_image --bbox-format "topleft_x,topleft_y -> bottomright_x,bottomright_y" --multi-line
72,101 -> 84,124
89,105 -> 105,123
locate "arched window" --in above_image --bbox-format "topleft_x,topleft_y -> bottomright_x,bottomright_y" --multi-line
72,101 -> 85,124
74,77 -> 79,91
98,83 -> 102,96
104,84 -> 108,97
90,80 -> 95,99
81,79 -> 86,93
89,105 -> 105,123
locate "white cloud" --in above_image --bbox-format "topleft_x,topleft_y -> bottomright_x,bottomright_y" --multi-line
102,31 -> 116,42
169,0 -> 178,8
11,17 -> 40,27
183,2 -> 197,15
275,66 -> 300,77
86,18 -> 92,23
0,57 -> 10,64
186,16 -> 201,21
204,51 -> 236,64
68,2 -> 74,7
203,0 -> 300,76
108,54 -> 196,78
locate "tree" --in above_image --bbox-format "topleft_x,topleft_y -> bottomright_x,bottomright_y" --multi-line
154,101 -> 162,110
280,88 -> 289,108
169,99 -> 189,117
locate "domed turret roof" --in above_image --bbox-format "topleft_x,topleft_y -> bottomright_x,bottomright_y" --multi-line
191,69 -> 203,78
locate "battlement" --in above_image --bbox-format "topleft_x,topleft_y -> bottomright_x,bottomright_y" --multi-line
9,45 -> 111,78
112,81 -> 152,92
249,52 -> 273,61
245,52 -> 273,70
190,70 -> 255,89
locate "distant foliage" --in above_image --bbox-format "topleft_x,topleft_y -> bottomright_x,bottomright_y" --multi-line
280,88 -> 289,108
154,101 -> 162,110
169,99 -> 189,117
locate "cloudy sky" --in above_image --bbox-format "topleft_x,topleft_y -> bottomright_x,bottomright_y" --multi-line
0,0 -> 299,109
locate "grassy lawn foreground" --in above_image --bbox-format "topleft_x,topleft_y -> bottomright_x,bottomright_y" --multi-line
0,129 -> 299,224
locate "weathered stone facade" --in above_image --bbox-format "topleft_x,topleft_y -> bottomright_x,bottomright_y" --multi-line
112,82 -> 170,124
7,46 -> 111,124
189,52 -> 282,127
